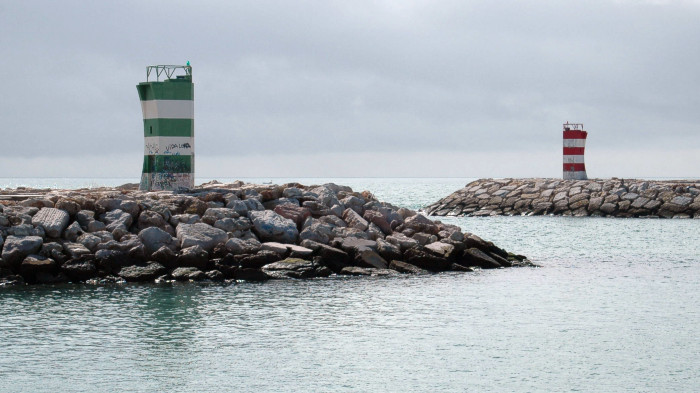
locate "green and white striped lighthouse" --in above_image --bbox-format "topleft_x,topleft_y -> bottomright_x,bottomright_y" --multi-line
137,64 -> 194,191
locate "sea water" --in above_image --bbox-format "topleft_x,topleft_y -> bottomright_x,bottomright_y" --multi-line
0,178 -> 698,392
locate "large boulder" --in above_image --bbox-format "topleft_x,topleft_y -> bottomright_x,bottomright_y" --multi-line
31,208 -> 70,238
261,258 -> 317,279
118,262 -> 167,282
338,238 -> 377,257
363,210 -> 392,235
300,240 -> 351,272
54,198 -> 81,217
273,205 -> 311,230
176,223 -> 228,252
139,226 -> 176,256
342,208 -> 369,231
403,248 -> 452,272
100,209 -> 134,232
461,248 -> 502,269
400,214 -> 438,235
176,245 -> 209,269
355,250 -> 388,269
236,250 -> 282,269
1,236 -> 43,268
137,210 -> 168,230
299,222 -> 334,244
425,242 -> 457,259
19,255 -> 57,281
389,260 -> 428,274
248,210 -> 298,244
225,237 -> 262,255
171,267 -> 206,281
61,258 -> 98,281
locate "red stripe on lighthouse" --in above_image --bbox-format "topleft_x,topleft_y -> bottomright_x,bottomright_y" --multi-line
563,163 -> 586,171
563,130 -> 588,139
563,147 -> 585,155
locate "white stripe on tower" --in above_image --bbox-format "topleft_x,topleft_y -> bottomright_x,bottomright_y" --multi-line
141,100 -> 194,119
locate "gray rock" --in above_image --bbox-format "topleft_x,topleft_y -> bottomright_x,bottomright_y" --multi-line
299,222 -> 333,244
77,233 -> 102,253
339,266 -> 373,276
462,248 -> 501,269
177,245 -> 209,269
87,220 -> 107,233
283,187 -> 304,199
151,246 -> 177,266
341,196 -> 365,215
226,200 -> 249,217
342,208 -> 369,231
119,262 -> 167,282
55,198 -> 81,217
376,238 -> 402,261
63,242 -> 92,259
225,237 -> 262,255
412,233 -> 435,246
61,259 -> 98,281
137,210 -> 168,230
248,210 -> 298,244
263,198 -> 300,210
171,267 -> 206,281
75,210 -> 95,227
101,209 -> 134,232
261,258 -> 316,279
176,223 -> 228,252
401,214 -> 438,235
20,255 -> 57,279
31,208 -> 70,238
111,224 -> 129,241
425,241 -> 456,258
260,242 -> 289,256
389,260 -> 428,274
170,214 -> 201,227
599,203 -> 617,214
385,234 -> 419,252
671,195 -> 693,206
62,219 -> 83,240
339,238 -> 377,256
139,227 -> 176,256
1,236 -> 43,268
355,250 -> 388,269
243,198 -> 265,212
206,269 -> 225,282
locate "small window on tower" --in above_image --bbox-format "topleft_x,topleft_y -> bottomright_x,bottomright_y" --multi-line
150,126 -> 153,134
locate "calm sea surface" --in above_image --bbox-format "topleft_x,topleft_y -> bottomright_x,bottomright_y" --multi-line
1,178 -> 698,392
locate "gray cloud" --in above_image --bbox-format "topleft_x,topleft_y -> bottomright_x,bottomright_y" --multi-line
1,0 -> 698,177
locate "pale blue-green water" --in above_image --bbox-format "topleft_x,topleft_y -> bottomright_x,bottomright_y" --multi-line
1,178 -> 698,392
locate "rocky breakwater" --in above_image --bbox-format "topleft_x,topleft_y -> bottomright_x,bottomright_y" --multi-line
0,181 -> 530,286
425,178 -> 700,218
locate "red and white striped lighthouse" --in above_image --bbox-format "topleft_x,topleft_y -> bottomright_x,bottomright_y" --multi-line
563,122 -> 588,180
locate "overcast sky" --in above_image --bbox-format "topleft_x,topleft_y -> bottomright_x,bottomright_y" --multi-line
1,0 -> 699,179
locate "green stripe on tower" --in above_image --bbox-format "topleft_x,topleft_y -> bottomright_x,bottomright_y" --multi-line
142,155 -> 193,174
143,119 -> 193,137
137,81 -> 193,101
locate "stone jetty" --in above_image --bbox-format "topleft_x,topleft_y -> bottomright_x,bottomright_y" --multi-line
425,178 -> 700,218
0,181 -> 530,287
